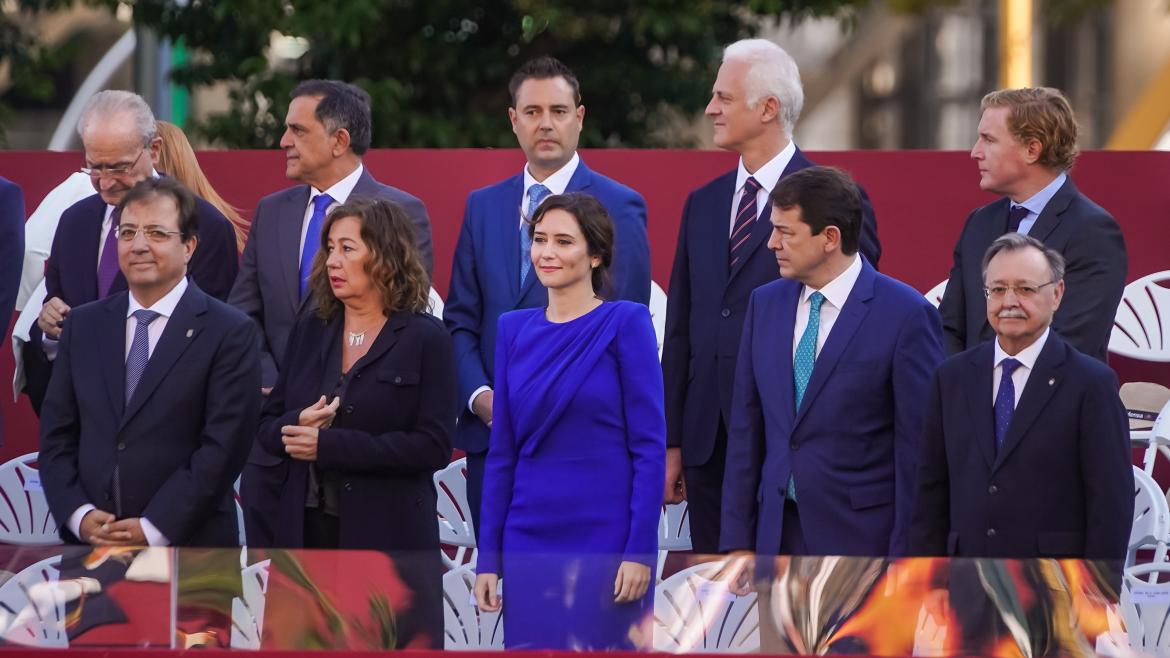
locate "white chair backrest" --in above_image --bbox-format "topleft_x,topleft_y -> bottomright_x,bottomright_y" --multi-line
653,561 -> 759,653
1154,400 -> 1170,446
0,453 -> 61,545
230,556 -> 271,649
428,287 -> 445,319
650,281 -> 667,362
924,279 -> 948,308
1130,466 -> 1169,568
1110,271 -> 1170,362
435,458 -> 475,549
0,555 -> 68,647
659,502 -> 692,552
442,564 -> 504,650
1120,562 -> 1170,653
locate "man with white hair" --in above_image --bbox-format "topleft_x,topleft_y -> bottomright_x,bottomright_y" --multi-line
23,90 -> 238,413
661,39 -> 881,553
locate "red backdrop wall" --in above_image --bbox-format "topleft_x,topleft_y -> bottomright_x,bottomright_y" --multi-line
1,149 -> 1167,462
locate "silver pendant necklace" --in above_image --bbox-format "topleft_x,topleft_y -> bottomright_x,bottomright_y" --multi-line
347,330 -> 366,347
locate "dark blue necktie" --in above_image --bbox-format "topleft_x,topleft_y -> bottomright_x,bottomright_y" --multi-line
730,177 -> 761,269
126,309 -> 161,402
994,357 -> 1022,452
1007,204 -> 1029,234
521,183 -> 550,284
300,193 -> 335,298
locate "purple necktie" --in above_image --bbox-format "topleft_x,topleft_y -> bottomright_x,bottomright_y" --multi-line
97,206 -> 122,298
994,358 -> 1022,452
1007,204 -> 1029,234
729,177 -> 761,269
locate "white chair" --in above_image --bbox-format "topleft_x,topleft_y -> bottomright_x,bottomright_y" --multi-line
230,554 -> 271,649
442,563 -> 503,650
1109,562 -> 1170,654
435,458 -> 476,569
924,279 -> 948,308
428,287 -> 445,319
0,555 -> 69,647
1129,466 -> 1170,572
657,502 -> 692,581
0,453 -> 61,545
1110,270 -> 1170,362
1121,382 -> 1170,448
1137,400 -> 1170,476
649,281 -> 667,361
653,561 -> 759,653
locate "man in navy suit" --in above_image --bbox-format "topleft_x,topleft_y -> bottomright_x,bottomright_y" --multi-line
912,233 -> 1132,559
939,87 -> 1126,362
0,177 -> 24,446
720,166 -> 942,560
444,56 -> 650,535
39,177 -> 259,547
231,79 -> 434,547
662,39 -> 881,554
25,91 -> 239,414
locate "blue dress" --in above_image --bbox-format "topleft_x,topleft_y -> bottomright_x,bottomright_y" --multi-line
477,301 -> 666,650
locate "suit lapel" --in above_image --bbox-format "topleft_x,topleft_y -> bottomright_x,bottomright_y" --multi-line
350,312 -> 407,375
703,174 -> 735,295
278,186 -> 311,312
727,149 -> 811,284
99,294 -> 130,417
80,198 -> 107,300
773,285 -> 800,421
992,335 -> 1067,471
793,261 -> 874,429
120,286 -> 206,428
1025,177 -> 1076,242
964,344 -> 997,469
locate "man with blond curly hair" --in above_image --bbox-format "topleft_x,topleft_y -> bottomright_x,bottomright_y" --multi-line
939,87 -> 1126,362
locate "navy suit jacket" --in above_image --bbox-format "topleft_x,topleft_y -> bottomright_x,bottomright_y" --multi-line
910,333 -> 1133,559
720,260 -> 943,556
662,149 -> 882,467
38,283 -> 260,547
23,191 -> 239,412
0,177 -> 25,446
939,176 -> 1127,362
444,159 -> 650,454
230,167 -> 433,389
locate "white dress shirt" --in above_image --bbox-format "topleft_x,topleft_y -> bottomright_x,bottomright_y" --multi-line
297,163 -> 365,257
468,153 -> 582,414
992,328 -> 1050,408
67,276 -> 189,547
1011,172 -> 1066,236
729,140 -> 796,236
791,255 -> 863,358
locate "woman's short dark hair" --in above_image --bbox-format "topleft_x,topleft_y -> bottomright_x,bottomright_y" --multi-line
528,192 -> 614,297
308,197 -> 431,318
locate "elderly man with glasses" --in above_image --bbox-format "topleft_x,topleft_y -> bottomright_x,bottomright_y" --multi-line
23,90 -> 238,414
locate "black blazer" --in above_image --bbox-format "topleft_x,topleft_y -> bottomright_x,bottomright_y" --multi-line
909,333 -> 1133,559
257,309 -> 455,552
938,176 -> 1127,362
38,283 -> 260,547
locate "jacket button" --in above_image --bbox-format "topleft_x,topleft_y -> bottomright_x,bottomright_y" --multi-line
790,442 -> 799,451
988,484 -> 998,495
344,405 -> 354,414
117,443 -> 126,451
986,528 -> 997,538
393,376 -> 402,384
104,493 -> 111,501
344,483 -> 352,491
720,308 -> 731,318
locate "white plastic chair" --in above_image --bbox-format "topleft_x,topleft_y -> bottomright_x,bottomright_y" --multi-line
0,453 -> 61,545
230,554 -> 271,649
0,555 -> 69,647
428,287 -> 445,319
657,502 -> 692,581
442,563 -> 503,650
1121,382 -> 1170,449
1129,466 -> 1170,572
1110,562 -> 1170,654
653,561 -> 759,653
435,458 -> 476,569
1110,271 -> 1170,362
649,281 -> 667,361
924,279 -> 948,308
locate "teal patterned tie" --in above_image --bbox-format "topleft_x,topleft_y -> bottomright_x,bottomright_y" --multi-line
788,291 -> 824,503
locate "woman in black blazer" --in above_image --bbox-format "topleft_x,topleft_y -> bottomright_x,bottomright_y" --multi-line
257,197 -> 455,648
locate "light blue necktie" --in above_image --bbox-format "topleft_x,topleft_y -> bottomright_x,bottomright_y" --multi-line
300,193 -> 335,298
788,292 -> 824,502
125,309 -> 161,402
520,183 -> 551,284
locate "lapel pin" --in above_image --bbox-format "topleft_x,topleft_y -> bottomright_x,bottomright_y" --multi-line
186,329 -> 194,338
1048,377 -> 1055,386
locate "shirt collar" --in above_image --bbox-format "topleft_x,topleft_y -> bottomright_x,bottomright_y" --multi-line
1013,171 -> 1067,216
735,140 -> 796,195
127,276 -> 188,319
994,327 -> 1050,370
802,254 -> 862,309
523,151 -> 580,196
310,163 -> 364,204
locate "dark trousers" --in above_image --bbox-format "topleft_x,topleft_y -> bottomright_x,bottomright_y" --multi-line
682,420 -> 728,555
777,501 -> 808,555
303,506 -> 340,549
465,449 -> 486,542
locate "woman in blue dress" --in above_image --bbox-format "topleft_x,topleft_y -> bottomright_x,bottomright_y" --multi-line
473,192 -> 665,650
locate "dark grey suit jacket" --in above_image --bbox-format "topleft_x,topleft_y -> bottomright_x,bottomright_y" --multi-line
229,166 -> 433,388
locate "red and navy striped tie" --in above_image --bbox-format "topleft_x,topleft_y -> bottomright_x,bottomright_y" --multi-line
729,177 -> 761,269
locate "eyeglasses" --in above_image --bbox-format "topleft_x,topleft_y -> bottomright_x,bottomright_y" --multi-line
116,225 -> 183,243
983,281 -> 1058,300
81,149 -> 145,178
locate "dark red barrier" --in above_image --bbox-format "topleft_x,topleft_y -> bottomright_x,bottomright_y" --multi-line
2,150 -> 1167,461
